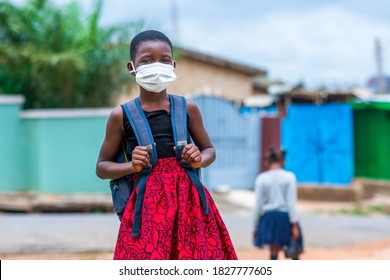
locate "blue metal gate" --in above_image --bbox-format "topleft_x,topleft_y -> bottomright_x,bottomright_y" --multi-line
193,96 -> 260,190
282,104 -> 354,185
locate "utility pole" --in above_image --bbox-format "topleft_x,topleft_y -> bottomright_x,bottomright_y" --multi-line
375,38 -> 386,94
171,0 -> 179,44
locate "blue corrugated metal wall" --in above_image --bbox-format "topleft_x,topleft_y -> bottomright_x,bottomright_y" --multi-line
193,96 -> 260,190
282,104 -> 354,185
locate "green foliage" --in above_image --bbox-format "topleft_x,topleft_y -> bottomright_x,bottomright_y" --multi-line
0,0 -> 143,108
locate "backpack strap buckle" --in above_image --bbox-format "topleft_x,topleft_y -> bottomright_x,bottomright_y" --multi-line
140,164 -> 152,174
180,160 -> 191,169
176,141 -> 191,168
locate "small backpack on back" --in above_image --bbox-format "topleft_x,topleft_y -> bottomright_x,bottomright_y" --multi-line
109,138 -> 133,221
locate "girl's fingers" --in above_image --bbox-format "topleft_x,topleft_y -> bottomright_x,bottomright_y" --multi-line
132,154 -> 150,164
173,144 -> 201,163
180,144 -> 194,156
134,146 -> 150,157
187,150 -> 201,162
191,155 -> 202,163
134,153 -> 149,160
182,146 -> 197,161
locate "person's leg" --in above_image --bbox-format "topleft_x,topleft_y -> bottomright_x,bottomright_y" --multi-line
270,244 -> 279,260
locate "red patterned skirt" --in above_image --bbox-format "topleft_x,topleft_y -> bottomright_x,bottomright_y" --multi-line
114,157 -> 237,260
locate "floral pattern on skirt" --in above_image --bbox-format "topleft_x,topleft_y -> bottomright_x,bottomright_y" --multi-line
114,157 -> 237,260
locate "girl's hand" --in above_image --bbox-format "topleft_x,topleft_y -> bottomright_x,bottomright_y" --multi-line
292,223 -> 300,240
180,143 -> 202,169
131,146 -> 150,172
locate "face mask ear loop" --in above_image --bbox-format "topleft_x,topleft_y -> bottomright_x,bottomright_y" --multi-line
129,61 -> 137,74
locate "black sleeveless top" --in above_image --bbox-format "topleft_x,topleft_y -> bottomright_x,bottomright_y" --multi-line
123,109 -> 191,159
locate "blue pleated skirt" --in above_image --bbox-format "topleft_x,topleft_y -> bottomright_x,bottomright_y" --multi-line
254,210 -> 292,248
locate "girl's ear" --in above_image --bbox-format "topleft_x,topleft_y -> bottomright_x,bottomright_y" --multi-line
173,60 -> 176,69
127,61 -> 136,76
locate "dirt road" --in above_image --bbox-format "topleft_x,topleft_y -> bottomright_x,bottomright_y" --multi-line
1,239 -> 389,260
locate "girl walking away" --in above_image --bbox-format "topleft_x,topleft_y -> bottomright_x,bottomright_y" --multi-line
253,148 -> 303,260
96,30 -> 237,260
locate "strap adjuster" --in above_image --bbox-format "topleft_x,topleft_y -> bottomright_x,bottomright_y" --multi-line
140,164 -> 152,174
177,141 -> 191,168
180,160 -> 191,169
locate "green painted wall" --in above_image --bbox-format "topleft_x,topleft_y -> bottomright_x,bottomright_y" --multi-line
22,119 -> 40,192
1,96 -> 111,194
353,103 -> 390,180
0,98 -> 27,192
26,117 -> 109,193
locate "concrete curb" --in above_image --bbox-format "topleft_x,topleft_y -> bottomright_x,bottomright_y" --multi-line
0,193 -> 113,213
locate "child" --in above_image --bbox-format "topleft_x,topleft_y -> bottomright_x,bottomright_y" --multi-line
253,148 -> 301,260
96,30 -> 237,260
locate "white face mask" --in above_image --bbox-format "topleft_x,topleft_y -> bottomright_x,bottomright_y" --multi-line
130,61 -> 176,93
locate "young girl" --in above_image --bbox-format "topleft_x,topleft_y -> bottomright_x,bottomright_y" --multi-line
96,30 -> 237,260
253,148 -> 301,260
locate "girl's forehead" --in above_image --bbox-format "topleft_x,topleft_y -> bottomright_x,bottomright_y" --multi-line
137,40 -> 172,55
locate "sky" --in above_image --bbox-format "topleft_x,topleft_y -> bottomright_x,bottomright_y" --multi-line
15,0 -> 390,89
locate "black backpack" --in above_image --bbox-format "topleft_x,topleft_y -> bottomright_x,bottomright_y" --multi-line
109,94 -> 208,238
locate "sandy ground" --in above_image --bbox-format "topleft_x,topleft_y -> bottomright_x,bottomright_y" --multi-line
1,239 -> 390,260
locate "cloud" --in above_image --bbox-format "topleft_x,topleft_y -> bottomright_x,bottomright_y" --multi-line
179,4 -> 390,88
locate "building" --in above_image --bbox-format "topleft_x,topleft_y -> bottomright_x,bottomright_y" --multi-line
367,76 -> 390,94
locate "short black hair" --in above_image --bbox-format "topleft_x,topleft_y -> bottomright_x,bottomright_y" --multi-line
130,30 -> 173,61
264,148 -> 286,164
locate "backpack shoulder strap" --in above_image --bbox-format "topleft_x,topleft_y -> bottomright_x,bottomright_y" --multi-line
121,98 -> 157,166
121,98 -> 158,238
169,94 -> 209,215
169,94 -> 188,161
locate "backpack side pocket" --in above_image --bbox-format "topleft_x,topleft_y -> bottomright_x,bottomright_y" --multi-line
109,175 -> 132,221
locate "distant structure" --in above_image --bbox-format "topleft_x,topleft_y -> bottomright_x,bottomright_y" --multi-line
170,0 -> 179,44
367,76 -> 390,94
374,38 -> 386,94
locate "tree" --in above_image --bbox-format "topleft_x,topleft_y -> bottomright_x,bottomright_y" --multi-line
0,0 -> 143,108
